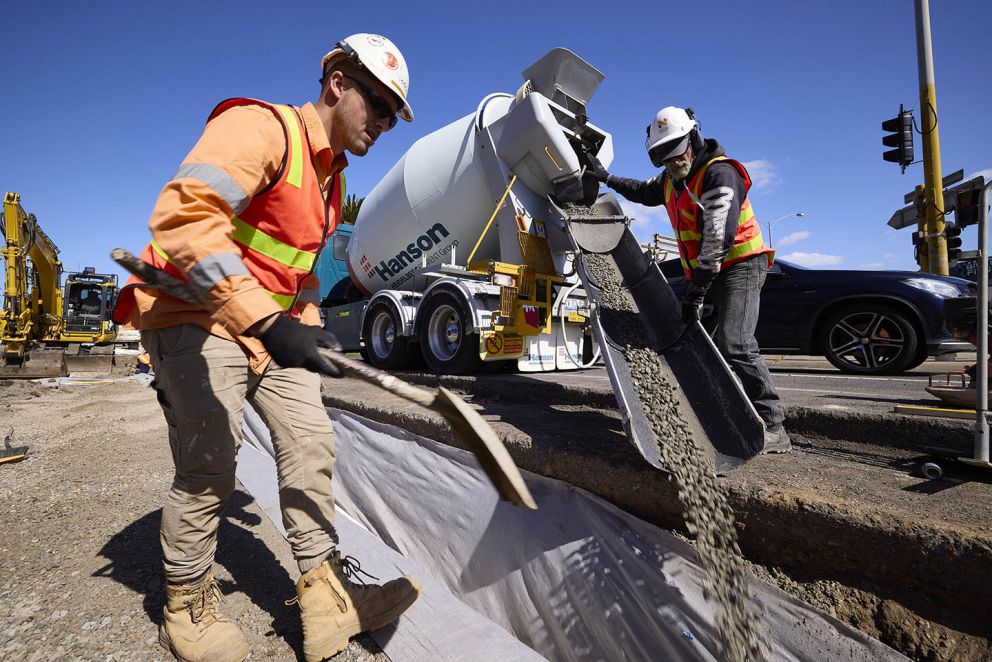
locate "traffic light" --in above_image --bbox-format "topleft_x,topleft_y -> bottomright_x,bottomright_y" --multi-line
882,105 -> 914,173
955,188 -> 983,228
945,225 -> 963,264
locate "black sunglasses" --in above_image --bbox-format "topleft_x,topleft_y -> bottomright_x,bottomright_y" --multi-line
342,74 -> 398,129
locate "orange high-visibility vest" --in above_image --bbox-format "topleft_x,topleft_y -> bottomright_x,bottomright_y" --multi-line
113,99 -> 342,323
663,156 -> 773,280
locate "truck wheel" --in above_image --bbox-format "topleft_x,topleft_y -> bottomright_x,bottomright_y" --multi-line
362,299 -> 414,370
418,289 -> 482,374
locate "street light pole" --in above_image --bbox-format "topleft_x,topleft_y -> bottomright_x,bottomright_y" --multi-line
765,212 -> 805,247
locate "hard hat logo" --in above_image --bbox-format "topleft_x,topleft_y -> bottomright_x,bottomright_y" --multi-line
322,32 -> 415,122
646,106 -> 698,166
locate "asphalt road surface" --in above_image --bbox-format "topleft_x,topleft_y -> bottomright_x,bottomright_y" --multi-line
469,354 -> 976,419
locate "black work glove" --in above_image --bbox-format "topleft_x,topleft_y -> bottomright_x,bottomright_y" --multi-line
260,315 -> 344,377
681,282 -> 707,323
585,154 -> 611,183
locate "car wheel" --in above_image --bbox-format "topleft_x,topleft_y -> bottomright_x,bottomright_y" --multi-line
819,303 -> 920,375
361,299 -> 415,370
417,288 -> 482,374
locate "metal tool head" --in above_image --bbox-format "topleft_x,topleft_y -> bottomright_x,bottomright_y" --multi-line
434,386 -> 538,509
553,192 -> 630,254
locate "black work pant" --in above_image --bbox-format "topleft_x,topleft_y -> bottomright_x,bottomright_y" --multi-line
707,255 -> 785,428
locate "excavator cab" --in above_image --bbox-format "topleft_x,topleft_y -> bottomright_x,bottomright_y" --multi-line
63,268 -> 117,334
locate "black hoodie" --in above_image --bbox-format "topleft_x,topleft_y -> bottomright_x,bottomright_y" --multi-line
605,138 -> 746,289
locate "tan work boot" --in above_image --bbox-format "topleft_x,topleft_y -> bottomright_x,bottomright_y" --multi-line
290,552 -> 421,662
158,572 -> 250,662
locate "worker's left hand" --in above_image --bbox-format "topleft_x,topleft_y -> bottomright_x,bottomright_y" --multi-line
260,315 -> 344,377
585,154 -> 611,183
681,283 -> 707,323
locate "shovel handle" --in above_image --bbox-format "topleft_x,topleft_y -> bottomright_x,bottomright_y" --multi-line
112,246 -> 535,508
113,248 -> 438,407
317,349 -> 436,408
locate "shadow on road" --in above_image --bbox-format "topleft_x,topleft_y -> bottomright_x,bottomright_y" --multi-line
92,490 -> 304,658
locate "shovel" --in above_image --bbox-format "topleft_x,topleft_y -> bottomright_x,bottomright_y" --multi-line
111,248 -> 537,509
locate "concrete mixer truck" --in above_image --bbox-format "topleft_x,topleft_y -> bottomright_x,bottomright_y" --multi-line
319,47 -> 768,472
320,48 -> 611,375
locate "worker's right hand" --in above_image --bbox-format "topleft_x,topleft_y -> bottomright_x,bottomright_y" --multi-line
585,154 -> 611,183
259,315 -> 344,377
681,284 -> 706,323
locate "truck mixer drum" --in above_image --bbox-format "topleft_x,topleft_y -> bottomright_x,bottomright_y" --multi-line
317,48 -> 765,470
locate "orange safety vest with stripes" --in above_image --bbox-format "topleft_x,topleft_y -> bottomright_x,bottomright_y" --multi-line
663,156 -> 773,281
113,99 -> 343,324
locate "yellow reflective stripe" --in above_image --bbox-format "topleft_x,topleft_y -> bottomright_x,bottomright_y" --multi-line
150,239 -> 171,263
679,207 -> 695,221
231,217 -> 315,271
151,240 -> 297,309
339,171 -> 346,203
739,203 -> 755,224
684,256 -> 697,268
691,156 -> 728,196
275,105 -> 303,189
268,291 -> 296,308
678,230 -> 700,241
725,234 -> 766,262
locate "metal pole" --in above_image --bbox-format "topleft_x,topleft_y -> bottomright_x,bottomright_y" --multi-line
974,181 -> 992,465
915,0 -> 948,275
766,222 -> 772,248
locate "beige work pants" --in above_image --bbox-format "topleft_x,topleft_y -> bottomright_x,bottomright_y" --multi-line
142,324 -> 337,585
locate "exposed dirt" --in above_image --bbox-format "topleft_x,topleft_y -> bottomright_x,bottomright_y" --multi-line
0,379 -> 385,662
322,376 -> 992,662
4,372 -> 992,662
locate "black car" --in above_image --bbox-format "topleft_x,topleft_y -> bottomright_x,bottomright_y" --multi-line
659,258 -> 975,375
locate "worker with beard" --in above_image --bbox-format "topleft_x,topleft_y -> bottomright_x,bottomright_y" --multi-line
113,33 -> 420,662
587,106 -> 790,455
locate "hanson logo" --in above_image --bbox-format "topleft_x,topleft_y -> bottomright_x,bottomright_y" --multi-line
359,255 -> 373,278
371,223 -> 451,282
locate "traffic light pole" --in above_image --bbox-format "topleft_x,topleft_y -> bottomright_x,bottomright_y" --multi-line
968,180 -> 992,470
915,0 -> 948,275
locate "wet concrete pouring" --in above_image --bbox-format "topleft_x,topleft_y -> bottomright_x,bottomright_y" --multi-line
583,252 -> 765,662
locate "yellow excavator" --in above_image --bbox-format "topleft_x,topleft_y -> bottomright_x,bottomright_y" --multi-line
1,192 -> 118,378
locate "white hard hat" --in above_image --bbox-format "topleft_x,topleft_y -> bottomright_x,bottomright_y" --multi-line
645,106 -> 698,167
321,33 -> 413,122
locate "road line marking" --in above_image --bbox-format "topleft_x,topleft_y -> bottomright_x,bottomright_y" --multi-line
774,372 -> 928,383
776,386 -> 892,397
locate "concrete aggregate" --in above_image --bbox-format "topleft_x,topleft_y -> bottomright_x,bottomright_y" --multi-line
586,252 -> 766,662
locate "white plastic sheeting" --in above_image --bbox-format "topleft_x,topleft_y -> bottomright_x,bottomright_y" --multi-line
237,405 -> 906,662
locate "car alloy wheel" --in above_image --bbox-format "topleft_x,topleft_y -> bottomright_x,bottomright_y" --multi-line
821,304 -> 919,375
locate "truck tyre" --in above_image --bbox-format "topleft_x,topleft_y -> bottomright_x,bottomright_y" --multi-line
362,299 -> 415,370
417,289 -> 482,374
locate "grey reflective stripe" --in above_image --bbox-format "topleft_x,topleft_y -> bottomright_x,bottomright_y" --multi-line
174,163 -> 250,215
297,288 -> 321,303
188,252 -> 250,295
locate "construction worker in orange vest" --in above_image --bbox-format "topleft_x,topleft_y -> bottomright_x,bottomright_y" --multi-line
587,106 -> 791,455
113,34 -> 419,662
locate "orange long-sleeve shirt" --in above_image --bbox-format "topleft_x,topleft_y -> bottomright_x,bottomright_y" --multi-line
123,101 -> 347,372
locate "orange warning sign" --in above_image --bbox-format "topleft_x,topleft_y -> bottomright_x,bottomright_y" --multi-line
485,333 -> 504,354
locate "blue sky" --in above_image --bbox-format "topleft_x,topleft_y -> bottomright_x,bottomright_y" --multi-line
1,0 -> 989,284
